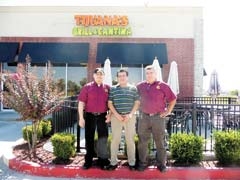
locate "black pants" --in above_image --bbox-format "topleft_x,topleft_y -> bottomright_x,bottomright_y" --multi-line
85,112 -> 109,166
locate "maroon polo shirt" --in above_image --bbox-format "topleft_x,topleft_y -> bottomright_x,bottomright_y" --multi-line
78,81 -> 110,113
137,81 -> 177,114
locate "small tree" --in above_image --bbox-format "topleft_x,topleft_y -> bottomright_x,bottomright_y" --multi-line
67,80 -> 80,96
56,78 -> 65,93
0,61 -> 64,157
79,77 -> 87,88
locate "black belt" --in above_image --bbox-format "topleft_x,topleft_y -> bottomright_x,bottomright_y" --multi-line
119,112 -> 131,115
87,112 -> 106,116
143,112 -> 160,117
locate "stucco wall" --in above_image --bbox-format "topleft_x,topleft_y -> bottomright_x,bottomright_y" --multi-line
0,6 -> 202,38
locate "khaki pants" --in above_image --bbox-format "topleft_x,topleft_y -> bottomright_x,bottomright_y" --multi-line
110,114 -> 136,166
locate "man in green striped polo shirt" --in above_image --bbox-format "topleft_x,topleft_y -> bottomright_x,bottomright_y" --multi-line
107,69 -> 140,171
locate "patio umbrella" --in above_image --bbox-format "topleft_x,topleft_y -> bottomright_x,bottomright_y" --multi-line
103,57 -> 112,86
208,70 -> 220,99
167,61 -> 179,95
152,57 -> 162,81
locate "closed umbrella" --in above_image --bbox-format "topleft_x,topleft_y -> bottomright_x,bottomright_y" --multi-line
152,56 -> 162,81
208,70 -> 220,99
167,61 -> 179,95
103,57 -> 112,86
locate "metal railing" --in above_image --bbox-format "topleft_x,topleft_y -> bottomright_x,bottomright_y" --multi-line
51,97 -> 240,153
52,96 -> 78,134
168,102 -> 240,151
178,96 -> 237,104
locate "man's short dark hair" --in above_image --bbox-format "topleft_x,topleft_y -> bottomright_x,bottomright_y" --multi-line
117,68 -> 128,77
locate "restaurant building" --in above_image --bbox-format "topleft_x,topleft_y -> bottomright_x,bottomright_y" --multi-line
0,6 -> 203,111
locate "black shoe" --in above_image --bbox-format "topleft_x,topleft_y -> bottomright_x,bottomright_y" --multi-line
137,165 -> 146,172
107,164 -> 118,171
98,158 -> 110,170
100,163 -> 110,170
129,165 -> 136,171
82,163 -> 92,170
157,165 -> 167,173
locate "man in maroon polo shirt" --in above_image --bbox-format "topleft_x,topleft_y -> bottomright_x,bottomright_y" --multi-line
137,65 -> 176,172
78,68 -> 111,170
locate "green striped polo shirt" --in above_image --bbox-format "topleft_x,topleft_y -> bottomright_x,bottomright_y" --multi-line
109,84 -> 139,114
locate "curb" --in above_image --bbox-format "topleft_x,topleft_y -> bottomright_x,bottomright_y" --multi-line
2,141 -> 240,179
1,138 -> 24,167
7,158 -> 240,179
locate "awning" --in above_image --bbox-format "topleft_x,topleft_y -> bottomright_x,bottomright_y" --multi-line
18,42 -> 89,65
96,43 -> 168,65
0,42 -> 19,62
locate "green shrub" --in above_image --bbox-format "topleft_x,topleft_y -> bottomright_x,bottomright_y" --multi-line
214,130 -> 240,165
170,133 -> 204,165
40,119 -> 52,137
107,134 -> 112,156
22,119 -> 52,143
94,132 -> 98,157
51,133 -> 76,160
148,135 -> 155,156
22,125 -> 43,144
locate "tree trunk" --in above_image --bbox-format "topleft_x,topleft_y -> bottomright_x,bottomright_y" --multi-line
31,120 -> 40,158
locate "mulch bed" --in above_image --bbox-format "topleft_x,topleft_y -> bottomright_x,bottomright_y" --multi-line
13,138 -> 223,168
13,138 -> 85,166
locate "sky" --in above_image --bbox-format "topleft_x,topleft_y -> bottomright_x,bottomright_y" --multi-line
203,1 -> 240,91
1,0 -> 240,91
